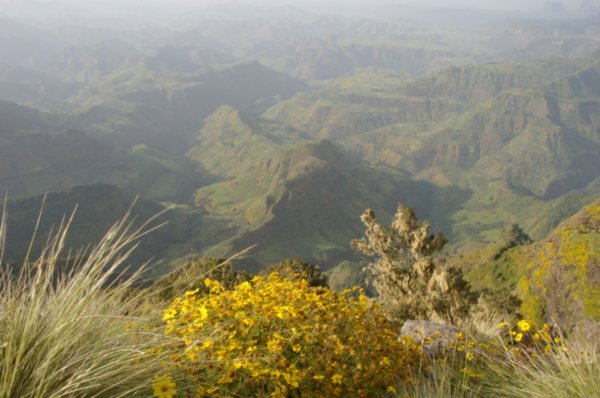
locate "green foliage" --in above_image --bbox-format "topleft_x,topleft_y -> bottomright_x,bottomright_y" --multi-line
352,204 -> 476,324
491,224 -> 533,260
260,258 -> 328,287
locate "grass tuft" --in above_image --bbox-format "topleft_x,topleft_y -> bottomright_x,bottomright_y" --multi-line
0,203 -> 168,398
483,337 -> 599,398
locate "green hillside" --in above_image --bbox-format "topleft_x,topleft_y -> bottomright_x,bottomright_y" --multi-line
185,106 -> 473,269
2,184 -> 213,277
450,199 -> 600,332
60,59 -> 305,152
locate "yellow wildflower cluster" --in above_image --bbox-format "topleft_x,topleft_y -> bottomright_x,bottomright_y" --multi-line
447,331 -> 485,380
497,320 -> 567,357
160,273 -> 422,397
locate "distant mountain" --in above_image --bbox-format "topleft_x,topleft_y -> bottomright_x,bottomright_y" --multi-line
246,39 -> 456,80
262,59 -> 600,244
66,60 -> 306,152
0,100 -> 205,202
0,38 -> 306,152
0,16 -> 59,68
224,139 -> 417,269
0,98 -> 58,135
1,9 -> 597,282
38,43 -> 233,83
487,16 -> 600,59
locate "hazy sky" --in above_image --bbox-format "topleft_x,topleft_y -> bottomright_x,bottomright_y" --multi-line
401,0 -> 581,8
0,0 -> 591,10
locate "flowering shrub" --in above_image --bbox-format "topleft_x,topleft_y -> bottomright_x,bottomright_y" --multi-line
158,273 -> 423,397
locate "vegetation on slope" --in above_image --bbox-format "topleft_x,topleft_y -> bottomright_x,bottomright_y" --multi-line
452,199 -> 600,333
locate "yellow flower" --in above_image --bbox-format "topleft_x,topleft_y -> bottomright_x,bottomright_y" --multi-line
461,366 -> 482,379
275,305 -> 292,319
332,374 -> 343,385
162,308 -> 177,322
197,306 -> 208,320
196,385 -> 219,396
283,368 -> 301,388
515,333 -> 523,342
152,374 -> 176,398
313,375 -> 325,382
387,386 -> 397,393
267,339 -> 283,354
204,279 -> 224,294
123,322 -> 136,331
465,351 -> 474,361
517,320 -> 531,332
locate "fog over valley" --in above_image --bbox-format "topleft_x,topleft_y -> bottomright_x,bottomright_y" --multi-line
1,0 -> 599,268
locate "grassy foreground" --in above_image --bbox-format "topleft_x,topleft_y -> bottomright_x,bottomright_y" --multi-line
0,205 -> 169,398
0,208 -> 598,397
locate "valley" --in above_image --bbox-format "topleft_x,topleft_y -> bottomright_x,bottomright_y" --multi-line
0,1 -> 598,277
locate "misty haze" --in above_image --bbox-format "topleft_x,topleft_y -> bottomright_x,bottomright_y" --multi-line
0,0 -> 599,396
